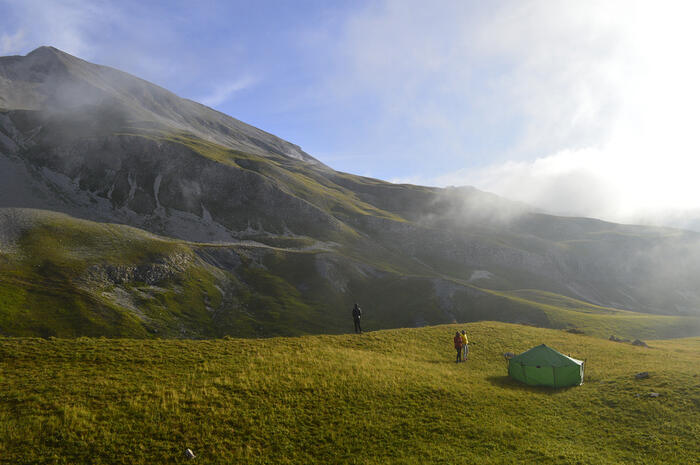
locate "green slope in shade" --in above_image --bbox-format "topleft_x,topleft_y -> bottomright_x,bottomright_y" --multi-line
1,209 -> 699,340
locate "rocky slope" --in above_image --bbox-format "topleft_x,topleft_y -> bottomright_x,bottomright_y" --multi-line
1,47 -> 700,338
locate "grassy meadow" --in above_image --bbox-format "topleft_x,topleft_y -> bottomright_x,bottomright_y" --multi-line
487,288 -> 700,339
1,321 -> 699,464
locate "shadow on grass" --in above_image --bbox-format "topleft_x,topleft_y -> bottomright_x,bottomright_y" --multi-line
486,375 -> 578,394
424,359 -> 472,365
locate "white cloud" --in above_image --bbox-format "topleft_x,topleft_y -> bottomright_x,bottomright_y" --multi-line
198,77 -> 256,108
328,0 -> 700,225
437,148 -> 622,218
447,1 -> 700,224
0,0 -> 197,89
325,1 -> 482,152
0,29 -> 26,54
387,175 -> 427,186
0,0 -> 122,59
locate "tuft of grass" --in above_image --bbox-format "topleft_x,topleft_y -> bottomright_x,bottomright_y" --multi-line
0,321 -> 698,464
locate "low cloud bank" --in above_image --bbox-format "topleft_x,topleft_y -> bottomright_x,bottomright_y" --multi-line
438,143 -> 700,230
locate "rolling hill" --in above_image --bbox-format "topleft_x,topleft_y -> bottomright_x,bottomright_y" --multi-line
1,47 -> 700,338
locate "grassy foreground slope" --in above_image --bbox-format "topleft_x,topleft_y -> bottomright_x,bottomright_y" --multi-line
1,322 -> 698,464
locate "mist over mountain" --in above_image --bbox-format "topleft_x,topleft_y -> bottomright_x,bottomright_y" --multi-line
0,46 -> 315,161
1,47 -> 700,338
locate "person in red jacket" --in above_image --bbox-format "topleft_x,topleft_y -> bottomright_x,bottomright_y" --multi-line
453,331 -> 463,363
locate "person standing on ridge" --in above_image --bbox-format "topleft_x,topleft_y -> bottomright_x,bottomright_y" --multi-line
352,303 -> 362,334
461,330 -> 469,360
454,331 -> 463,363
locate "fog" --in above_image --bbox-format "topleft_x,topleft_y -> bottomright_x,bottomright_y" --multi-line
322,1 -> 700,230
424,1 -> 700,229
4,1 -> 700,231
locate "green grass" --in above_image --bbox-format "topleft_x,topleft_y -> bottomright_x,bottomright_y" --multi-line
13,212 -> 184,267
2,209 -> 700,341
0,321 -> 698,464
0,210 -> 222,338
486,289 -> 700,339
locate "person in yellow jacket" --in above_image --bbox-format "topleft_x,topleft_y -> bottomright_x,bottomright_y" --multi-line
461,330 -> 469,360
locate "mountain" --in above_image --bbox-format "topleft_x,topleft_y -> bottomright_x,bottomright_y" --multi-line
1,46 -> 700,338
0,46 -> 315,161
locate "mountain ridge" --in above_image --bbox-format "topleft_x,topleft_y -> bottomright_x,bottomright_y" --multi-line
0,46 -> 318,163
1,47 -> 700,338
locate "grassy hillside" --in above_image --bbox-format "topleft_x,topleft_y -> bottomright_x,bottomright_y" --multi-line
1,322 -> 698,464
0,209 -> 223,338
485,289 -> 700,339
2,209 -> 700,340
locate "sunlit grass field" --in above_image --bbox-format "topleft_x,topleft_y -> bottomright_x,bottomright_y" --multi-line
488,288 -> 700,339
1,321 -> 698,464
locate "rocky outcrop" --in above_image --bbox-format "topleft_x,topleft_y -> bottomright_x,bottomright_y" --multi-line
0,111 -> 345,242
83,252 -> 192,286
0,208 -> 37,254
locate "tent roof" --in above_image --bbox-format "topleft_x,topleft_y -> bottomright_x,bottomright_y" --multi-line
510,344 -> 583,367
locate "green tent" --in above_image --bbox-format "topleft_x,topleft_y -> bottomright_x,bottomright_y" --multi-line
508,344 -> 584,388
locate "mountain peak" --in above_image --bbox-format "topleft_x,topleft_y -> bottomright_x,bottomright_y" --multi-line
23,45 -> 72,67
0,47 -> 320,164
27,45 -> 61,56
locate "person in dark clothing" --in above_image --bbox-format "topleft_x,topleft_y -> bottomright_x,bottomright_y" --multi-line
454,331 -> 463,363
352,303 -> 362,333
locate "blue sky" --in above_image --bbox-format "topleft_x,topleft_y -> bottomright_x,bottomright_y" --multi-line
2,0 -> 700,226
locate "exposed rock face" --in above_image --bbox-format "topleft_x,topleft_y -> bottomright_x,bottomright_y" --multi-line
0,111 -> 343,242
83,252 -> 193,286
0,208 -> 38,254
